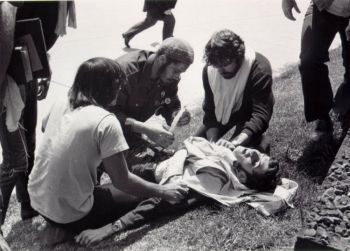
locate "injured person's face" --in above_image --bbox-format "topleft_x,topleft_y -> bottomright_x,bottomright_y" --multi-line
231,146 -> 276,190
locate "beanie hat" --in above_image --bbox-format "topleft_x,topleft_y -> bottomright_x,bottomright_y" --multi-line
157,37 -> 194,66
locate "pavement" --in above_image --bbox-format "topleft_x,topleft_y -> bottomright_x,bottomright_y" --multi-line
0,0 -> 342,159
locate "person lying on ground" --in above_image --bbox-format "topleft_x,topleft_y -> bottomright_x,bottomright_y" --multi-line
75,137 -> 298,246
27,57 -> 189,246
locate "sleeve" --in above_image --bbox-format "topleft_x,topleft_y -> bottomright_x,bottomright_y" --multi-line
157,86 -> 181,125
202,66 -> 221,129
241,63 -> 274,138
97,114 -> 129,159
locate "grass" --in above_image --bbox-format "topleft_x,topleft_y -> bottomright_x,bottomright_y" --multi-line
2,47 -> 347,250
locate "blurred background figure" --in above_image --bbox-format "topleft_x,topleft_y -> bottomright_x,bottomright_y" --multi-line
122,0 -> 177,48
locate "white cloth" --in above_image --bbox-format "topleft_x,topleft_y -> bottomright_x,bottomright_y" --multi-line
2,75 -> 24,132
207,47 -> 255,125
157,137 -> 298,216
28,98 -> 128,223
55,1 -> 77,36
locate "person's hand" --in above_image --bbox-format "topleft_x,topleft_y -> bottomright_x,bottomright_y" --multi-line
216,139 -> 236,150
282,0 -> 300,21
145,124 -> 174,148
164,9 -> 172,15
172,109 -> 191,127
161,182 -> 189,204
75,225 -> 113,247
346,20 -> 350,41
36,78 -> 50,100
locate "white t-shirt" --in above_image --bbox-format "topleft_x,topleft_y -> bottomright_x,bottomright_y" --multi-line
28,98 -> 128,224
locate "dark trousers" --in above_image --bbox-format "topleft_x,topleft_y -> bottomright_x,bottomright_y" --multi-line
299,3 -> 350,122
123,11 -> 175,40
0,81 -> 37,224
45,184 -> 140,234
119,190 -> 205,230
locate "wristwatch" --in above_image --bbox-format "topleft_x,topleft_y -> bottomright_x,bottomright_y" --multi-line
111,220 -> 124,233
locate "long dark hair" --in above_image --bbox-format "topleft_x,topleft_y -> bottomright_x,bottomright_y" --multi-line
68,57 -> 126,109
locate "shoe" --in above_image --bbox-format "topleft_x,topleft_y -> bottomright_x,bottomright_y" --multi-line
21,202 -> 39,221
310,116 -> 333,142
122,33 -> 131,48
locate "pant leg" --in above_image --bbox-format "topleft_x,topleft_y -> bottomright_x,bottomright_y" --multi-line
46,184 -> 141,234
123,12 -> 158,39
160,13 -> 175,40
119,190 -> 205,230
16,81 -> 38,203
0,108 -> 28,223
337,17 -> 350,84
299,4 -> 339,122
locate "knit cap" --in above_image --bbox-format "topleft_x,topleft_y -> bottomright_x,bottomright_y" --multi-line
157,37 -> 194,66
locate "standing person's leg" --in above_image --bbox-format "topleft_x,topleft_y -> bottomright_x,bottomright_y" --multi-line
334,17 -> 350,117
15,81 -> 38,220
299,4 -> 338,125
122,13 -> 158,47
161,13 -> 175,40
0,108 -> 27,223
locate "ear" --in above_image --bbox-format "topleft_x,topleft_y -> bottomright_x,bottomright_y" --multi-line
158,54 -> 167,65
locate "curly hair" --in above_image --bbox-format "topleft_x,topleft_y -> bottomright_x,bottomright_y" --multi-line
204,29 -> 245,67
69,57 -> 126,109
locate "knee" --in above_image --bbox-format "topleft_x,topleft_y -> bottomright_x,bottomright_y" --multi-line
144,15 -> 157,26
164,14 -> 175,26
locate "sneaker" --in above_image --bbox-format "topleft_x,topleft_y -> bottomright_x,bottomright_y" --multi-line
21,202 -> 39,221
310,116 -> 333,142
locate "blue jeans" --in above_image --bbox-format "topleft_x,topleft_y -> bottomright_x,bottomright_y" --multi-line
0,81 -> 37,224
299,3 -> 350,122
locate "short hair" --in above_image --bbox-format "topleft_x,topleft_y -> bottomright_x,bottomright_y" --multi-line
68,57 -> 126,109
243,158 -> 281,192
156,37 -> 194,66
204,29 -> 245,67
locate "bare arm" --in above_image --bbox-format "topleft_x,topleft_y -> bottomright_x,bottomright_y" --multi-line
103,152 -> 188,203
75,152 -> 188,246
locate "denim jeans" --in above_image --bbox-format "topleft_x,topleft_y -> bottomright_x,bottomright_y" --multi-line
0,81 -> 37,224
123,11 -> 175,40
299,3 -> 350,122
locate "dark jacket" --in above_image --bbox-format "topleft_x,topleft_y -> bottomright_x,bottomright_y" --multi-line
202,52 -> 274,138
111,50 -> 181,144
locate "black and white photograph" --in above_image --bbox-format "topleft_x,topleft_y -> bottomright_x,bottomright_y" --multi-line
0,0 -> 350,250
